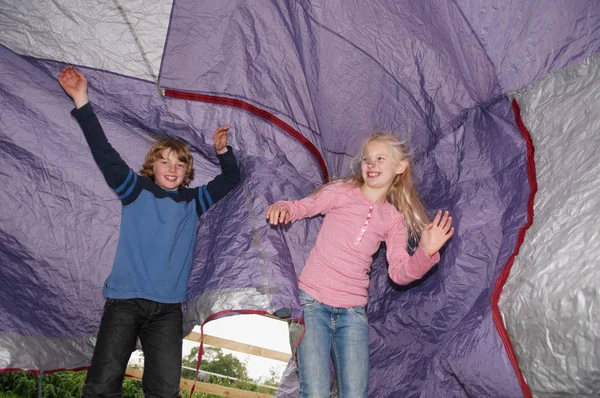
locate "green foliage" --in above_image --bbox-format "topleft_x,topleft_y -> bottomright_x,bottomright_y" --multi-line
0,346 -> 280,398
261,367 -> 282,388
121,379 -> 144,398
0,370 -> 144,398
42,371 -> 86,397
0,392 -> 21,398
182,346 -> 249,383
0,371 -> 39,398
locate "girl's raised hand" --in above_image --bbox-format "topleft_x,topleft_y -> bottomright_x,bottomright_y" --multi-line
266,204 -> 291,226
214,125 -> 231,155
420,210 -> 454,256
58,66 -> 89,108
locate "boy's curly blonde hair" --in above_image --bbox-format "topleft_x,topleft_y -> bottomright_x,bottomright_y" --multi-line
140,139 -> 195,187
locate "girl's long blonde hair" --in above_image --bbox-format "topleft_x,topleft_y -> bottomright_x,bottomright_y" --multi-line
344,132 -> 429,240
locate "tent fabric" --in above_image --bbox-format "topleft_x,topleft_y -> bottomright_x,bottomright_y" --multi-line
0,0 -> 170,81
501,55 -> 600,397
1,1 -> 599,397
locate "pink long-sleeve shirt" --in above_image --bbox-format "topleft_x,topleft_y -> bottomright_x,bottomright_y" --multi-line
276,182 -> 439,308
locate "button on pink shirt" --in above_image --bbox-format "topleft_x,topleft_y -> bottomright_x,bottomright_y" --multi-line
276,182 -> 439,308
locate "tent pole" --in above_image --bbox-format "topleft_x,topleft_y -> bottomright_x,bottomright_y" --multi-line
38,370 -> 43,398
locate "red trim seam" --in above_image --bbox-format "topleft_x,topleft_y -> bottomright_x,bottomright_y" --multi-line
164,89 -> 329,183
489,98 -> 537,398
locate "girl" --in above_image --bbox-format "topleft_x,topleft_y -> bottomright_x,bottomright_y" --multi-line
266,132 -> 454,397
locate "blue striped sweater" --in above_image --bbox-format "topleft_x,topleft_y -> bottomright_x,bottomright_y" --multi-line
72,103 -> 240,303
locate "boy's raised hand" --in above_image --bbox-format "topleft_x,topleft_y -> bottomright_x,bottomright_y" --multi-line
214,125 -> 231,155
420,210 -> 454,256
58,66 -> 89,109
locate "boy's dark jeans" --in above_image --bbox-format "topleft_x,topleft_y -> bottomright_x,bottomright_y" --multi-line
81,298 -> 183,398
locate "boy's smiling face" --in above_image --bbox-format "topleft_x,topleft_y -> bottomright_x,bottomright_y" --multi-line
153,148 -> 187,190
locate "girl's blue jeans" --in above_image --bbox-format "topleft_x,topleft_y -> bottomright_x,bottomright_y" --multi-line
81,298 -> 183,398
297,290 -> 369,398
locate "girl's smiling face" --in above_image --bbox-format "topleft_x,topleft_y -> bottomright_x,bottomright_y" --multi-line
360,140 -> 405,191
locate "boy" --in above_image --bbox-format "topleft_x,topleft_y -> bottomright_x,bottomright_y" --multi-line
58,66 -> 240,397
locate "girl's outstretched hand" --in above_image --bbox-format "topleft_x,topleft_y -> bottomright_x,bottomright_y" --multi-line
266,204 -> 291,226
58,66 -> 89,109
420,210 -> 454,256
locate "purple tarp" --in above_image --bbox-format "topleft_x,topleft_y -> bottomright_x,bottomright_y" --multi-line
1,0 -> 599,396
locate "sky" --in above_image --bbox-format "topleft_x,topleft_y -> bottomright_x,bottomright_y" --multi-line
129,314 -> 292,383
